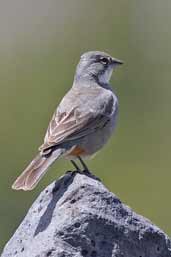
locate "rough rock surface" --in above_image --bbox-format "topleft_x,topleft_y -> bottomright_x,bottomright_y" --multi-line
1,171 -> 171,257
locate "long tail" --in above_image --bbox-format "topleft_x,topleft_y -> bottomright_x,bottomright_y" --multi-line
12,149 -> 63,191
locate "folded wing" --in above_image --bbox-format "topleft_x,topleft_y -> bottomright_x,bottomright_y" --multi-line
39,96 -> 115,154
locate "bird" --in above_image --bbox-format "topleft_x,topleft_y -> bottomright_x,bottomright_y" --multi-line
12,51 -> 123,191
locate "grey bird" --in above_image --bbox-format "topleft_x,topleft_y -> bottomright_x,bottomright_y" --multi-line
12,51 -> 123,191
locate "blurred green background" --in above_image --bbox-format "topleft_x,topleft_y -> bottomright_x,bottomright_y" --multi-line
0,0 -> 171,251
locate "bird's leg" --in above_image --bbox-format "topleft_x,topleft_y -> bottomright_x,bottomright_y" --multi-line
70,160 -> 81,172
78,156 -> 91,174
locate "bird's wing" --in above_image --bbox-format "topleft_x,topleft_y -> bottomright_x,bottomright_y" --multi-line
39,96 -> 116,153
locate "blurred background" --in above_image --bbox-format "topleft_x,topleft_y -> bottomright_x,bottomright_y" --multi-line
0,0 -> 171,251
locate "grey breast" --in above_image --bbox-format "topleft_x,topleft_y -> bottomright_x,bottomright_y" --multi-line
82,89 -> 118,155
57,83 -> 118,155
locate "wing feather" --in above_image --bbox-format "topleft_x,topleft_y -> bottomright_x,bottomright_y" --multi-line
39,108 -> 109,152
39,92 -> 116,153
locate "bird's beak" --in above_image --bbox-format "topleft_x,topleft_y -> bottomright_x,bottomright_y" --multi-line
111,58 -> 124,65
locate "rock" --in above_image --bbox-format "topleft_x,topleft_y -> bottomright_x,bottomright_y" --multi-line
1,171 -> 171,257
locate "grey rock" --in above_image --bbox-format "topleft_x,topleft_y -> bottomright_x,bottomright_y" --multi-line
1,171 -> 171,257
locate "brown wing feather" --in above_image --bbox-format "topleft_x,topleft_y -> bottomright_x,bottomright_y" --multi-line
39,94 -> 115,153
39,109 -> 109,153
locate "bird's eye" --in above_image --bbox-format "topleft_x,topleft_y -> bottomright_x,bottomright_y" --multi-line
100,57 -> 109,65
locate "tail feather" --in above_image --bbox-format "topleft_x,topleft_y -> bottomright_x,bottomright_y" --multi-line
12,149 -> 62,191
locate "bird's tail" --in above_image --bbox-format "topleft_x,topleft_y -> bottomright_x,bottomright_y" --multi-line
12,149 -> 63,191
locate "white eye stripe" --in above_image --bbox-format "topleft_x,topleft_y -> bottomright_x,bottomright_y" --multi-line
99,57 -> 111,64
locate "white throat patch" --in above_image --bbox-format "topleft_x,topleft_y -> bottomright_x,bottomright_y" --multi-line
99,67 -> 113,84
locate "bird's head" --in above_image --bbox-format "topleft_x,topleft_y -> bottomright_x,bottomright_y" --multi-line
75,51 -> 123,84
